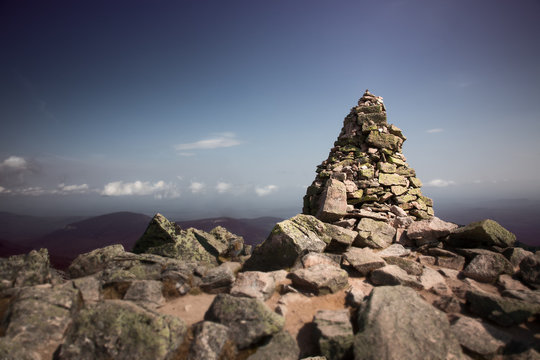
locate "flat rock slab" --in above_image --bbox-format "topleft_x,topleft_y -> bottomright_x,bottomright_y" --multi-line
354,286 -> 463,360
123,280 -> 165,309
451,316 -> 511,358
68,245 -> 125,278
200,262 -> 238,294
462,253 -> 513,283
343,247 -> 386,276
289,263 -> 348,295
370,265 -> 423,290
59,300 -> 186,360
204,294 -> 284,349
314,309 -> 354,360
188,321 -> 231,360
384,256 -> 423,276
230,271 -> 276,301
355,218 -> 396,249
378,244 -> 411,258
466,290 -> 540,326
446,219 -> 516,248
406,217 -> 457,246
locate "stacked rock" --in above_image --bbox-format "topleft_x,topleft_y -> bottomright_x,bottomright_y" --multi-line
303,89 -> 434,228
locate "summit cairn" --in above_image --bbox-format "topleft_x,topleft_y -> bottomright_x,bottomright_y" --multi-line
303,90 -> 434,226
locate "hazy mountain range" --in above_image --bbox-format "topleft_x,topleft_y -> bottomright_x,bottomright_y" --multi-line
0,211 -> 282,269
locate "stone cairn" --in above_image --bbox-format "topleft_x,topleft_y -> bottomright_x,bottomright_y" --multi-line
303,90 -> 434,228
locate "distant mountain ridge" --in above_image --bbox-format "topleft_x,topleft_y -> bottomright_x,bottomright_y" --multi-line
0,211 -> 281,269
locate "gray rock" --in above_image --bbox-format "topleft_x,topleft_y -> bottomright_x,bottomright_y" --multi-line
0,248 -> 53,290
324,223 -> 357,252
370,265 -> 423,290
204,294 -> 284,349
289,263 -> 348,295
462,253 -> 513,283
132,213 -> 218,265
446,219 -> 516,248
354,218 -> 396,249
450,316 -> 511,358
2,284 -> 80,350
0,338 -> 41,360
317,179 -> 348,221
519,254 -> 540,288
243,214 -> 328,271
406,217 -> 458,246
420,267 -> 448,293
188,321 -> 231,360
123,280 -> 165,309
354,286 -> 463,360
72,275 -> 101,303
230,271 -> 276,301
502,289 -> 540,304
200,262 -> 238,294
433,295 -> 461,313
246,331 -> 300,360
300,252 -> 340,269
346,286 -> 367,307
314,310 -> 354,360
68,245 -> 125,278
503,247 -> 534,268
343,247 -> 386,276
378,243 -> 411,258
59,300 -> 186,360
466,290 -> 540,326
384,256 -> 423,276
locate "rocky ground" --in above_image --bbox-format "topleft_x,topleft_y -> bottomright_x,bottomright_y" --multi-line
0,212 -> 539,360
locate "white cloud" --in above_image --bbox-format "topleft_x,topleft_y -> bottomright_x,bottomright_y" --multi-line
426,179 -> 456,187
175,132 -> 241,151
426,128 -> 444,134
255,184 -> 278,196
216,182 -> 232,194
189,181 -> 205,194
0,156 -> 28,170
57,183 -> 90,194
101,180 -> 180,198
0,186 -> 5,193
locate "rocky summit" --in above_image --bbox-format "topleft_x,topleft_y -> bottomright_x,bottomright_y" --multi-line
1,91 -> 539,360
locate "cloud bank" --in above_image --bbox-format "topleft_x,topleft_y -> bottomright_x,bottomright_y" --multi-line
101,180 -> 179,198
426,179 -> 456,187
255,185 -> 278,196
175,132 -> 241,151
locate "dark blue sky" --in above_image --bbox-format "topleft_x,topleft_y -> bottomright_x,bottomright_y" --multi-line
1,0 -> 539,219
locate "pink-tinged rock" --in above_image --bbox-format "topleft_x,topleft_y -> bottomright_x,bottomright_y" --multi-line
316,179 -> 348,222
407,217 -> 458,246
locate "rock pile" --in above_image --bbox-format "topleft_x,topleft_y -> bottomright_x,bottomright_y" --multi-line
303,90 -> 434,225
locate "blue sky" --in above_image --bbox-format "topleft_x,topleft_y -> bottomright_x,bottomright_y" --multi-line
0,0 -> 539,220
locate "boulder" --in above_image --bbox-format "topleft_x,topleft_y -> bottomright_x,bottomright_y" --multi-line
384,256 -> 423,276
230,271 -> 276,301
0,338 -> 41,360
316,179 -> 348,221
200,262 -> 239,294
314,310 -> 354,360
0,248 -> 53,290
406,217 -> 457,246
419,267 -> 448,293
2,284 -> 80,352
289,263 -> 348,295
433,295 -> 461,313
466,290 -> 540,326
204,294 -> 284,349
354,286 -> 463,360
446,219 -> 516,248
354,218 -> 396,249
503,247 -> 534,268
450,316 -> 511,358
299,252 -> 341,269
132,213 -> 217,265
72,275 -> 101,303
209,226 -> 245,260
68,245 -> 126,278
462,253 -> 513,283
59,300 -> 186,360
343,247 -> 386,275
243,214 -> 328,271
519,254 -> 540,288
370,265 -> 423,290
323,223 -> 357,252
188,321 -> 231,360
246,331 -> 299,360
123,280 -> 165,309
